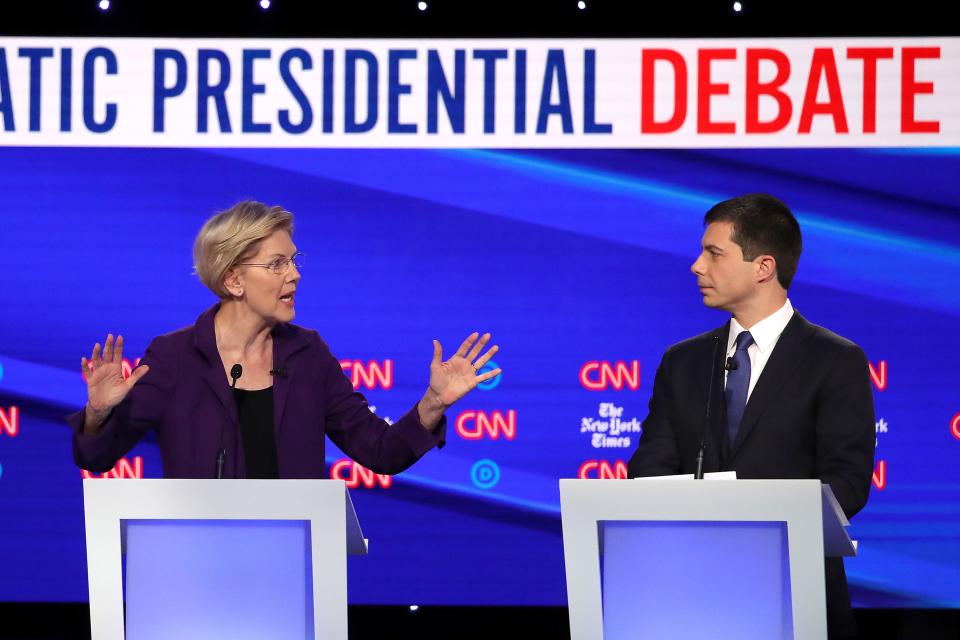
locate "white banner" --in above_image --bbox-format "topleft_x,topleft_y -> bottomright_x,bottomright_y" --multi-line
0,37 -> 957,147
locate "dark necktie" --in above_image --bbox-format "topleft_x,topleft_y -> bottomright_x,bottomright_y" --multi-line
725,330 -> 754,449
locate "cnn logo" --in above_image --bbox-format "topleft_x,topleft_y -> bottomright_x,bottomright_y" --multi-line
0,406 -> 19,437
579,361 -> 640,391
330,459 -> 392,489
81,456 -> 144,479
340,360 -> 393,390
455,410 -> 517,440
868,360 -> 887,391
578,460 -> 629,479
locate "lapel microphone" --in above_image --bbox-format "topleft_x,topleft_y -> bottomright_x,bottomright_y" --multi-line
725,357 -> 739,371
215,364 -> 243,479
695,336 -> 721,480
269,367 -> 287,378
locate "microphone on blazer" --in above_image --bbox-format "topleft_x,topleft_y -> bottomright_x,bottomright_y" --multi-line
725,356 -> 739,371
695,336 -> 721,480
269,367 -> 287,378
215,364 -> 243,479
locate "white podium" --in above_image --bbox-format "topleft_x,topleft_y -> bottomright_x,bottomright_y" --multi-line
82,479 -> 367,640
560,479 -> 855,640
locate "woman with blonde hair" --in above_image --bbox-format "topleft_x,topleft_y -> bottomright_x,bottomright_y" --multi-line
69,200 -> 500,478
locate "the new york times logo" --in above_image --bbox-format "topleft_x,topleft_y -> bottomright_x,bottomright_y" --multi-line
580,402 -> 641,448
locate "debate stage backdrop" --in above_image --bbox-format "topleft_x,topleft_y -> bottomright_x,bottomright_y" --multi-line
0,38 -> 958,608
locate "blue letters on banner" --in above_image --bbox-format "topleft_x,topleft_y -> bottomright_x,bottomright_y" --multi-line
83,48 -> 117,133
514,49 -> 527,134
0,49 -> 12,131
345,49 -> 378,133
322,49 -> 334,133
241,49 -> 271,133
60,48 -> 72,132
198,49 -> 232,133
537,49 -> 573,134
153,49 -> 187,133
388,49 -> 417,134
18,47 -> 54,132
427,49 -> 465,134
474,49 -> 508,134
279,49 -> 313,134
584,49 -> 612,134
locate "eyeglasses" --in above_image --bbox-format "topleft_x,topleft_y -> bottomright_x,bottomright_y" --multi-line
236,252 -> 305,275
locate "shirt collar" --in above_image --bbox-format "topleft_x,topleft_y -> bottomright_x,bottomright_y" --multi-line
727,299 -> 794,355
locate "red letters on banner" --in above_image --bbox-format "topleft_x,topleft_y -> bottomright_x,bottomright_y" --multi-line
697,49 -> 737,134
847,47 -> 894,133
641,49 -> 687,133
901,47 -> 940,133
746,48 -> 792,133
641,46 -> 941,135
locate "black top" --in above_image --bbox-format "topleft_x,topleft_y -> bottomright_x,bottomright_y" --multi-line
233,387 -> 279,479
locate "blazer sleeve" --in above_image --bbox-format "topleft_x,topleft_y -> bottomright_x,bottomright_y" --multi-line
815,343 -> 877,519
628,350 -> 682,478
68,335 -> 175,473
317,336 -> 445,475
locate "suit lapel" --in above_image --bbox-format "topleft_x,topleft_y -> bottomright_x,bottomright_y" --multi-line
193,303 -> 311,436
728,312 -> 815,460
194,305 -> 239,425
270,323 -> 310,438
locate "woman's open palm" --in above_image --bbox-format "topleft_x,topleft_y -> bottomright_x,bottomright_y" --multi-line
81,334 -> 150,413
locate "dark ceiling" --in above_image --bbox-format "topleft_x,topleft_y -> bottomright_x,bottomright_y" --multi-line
1,0 -> 957,38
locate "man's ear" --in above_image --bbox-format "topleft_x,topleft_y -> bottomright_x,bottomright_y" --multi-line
755,254 -> 778,285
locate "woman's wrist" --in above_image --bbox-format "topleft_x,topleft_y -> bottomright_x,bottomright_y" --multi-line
82,401 -> 111,434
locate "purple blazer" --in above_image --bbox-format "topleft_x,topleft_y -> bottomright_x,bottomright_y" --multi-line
69,304 -> 446,478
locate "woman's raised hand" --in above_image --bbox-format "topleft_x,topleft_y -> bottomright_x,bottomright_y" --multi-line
428,332 -> 502,407
80,334 -> 150,429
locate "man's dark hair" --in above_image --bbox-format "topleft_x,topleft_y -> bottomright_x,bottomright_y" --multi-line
704,193 -> 802,290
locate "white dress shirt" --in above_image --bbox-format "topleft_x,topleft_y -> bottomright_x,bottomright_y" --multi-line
725,299 -> 795,401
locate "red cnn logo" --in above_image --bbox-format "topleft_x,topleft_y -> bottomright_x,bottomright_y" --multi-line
579,361 -> 640,391
340,360 -> 393,390
868,360 -> 887,391
455,410 -> 517,440
0,406 -> 19,437
872,459 -> 887,490
81,456 -> 144,479
578,460 -> 629,479
330,459 -> 392,489
951,413 -> 960,441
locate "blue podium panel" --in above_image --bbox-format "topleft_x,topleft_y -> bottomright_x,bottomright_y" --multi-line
601,521 -> 793,640
123,520 -> 314,640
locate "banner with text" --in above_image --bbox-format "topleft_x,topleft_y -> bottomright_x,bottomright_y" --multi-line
0,37 -> 957,147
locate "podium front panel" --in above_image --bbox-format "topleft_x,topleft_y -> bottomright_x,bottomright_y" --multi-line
124,520 -> 314,640
83,480 -> 363,640
601,520 -> 793,640
560,479 -> 828,640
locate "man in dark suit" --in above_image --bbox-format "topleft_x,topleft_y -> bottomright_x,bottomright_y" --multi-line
628,193 -> 876,639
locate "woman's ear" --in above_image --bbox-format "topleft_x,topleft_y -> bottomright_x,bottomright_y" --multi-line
223,268 -> 244,298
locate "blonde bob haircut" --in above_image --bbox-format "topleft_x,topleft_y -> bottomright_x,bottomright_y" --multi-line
193,200 -> 294,298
